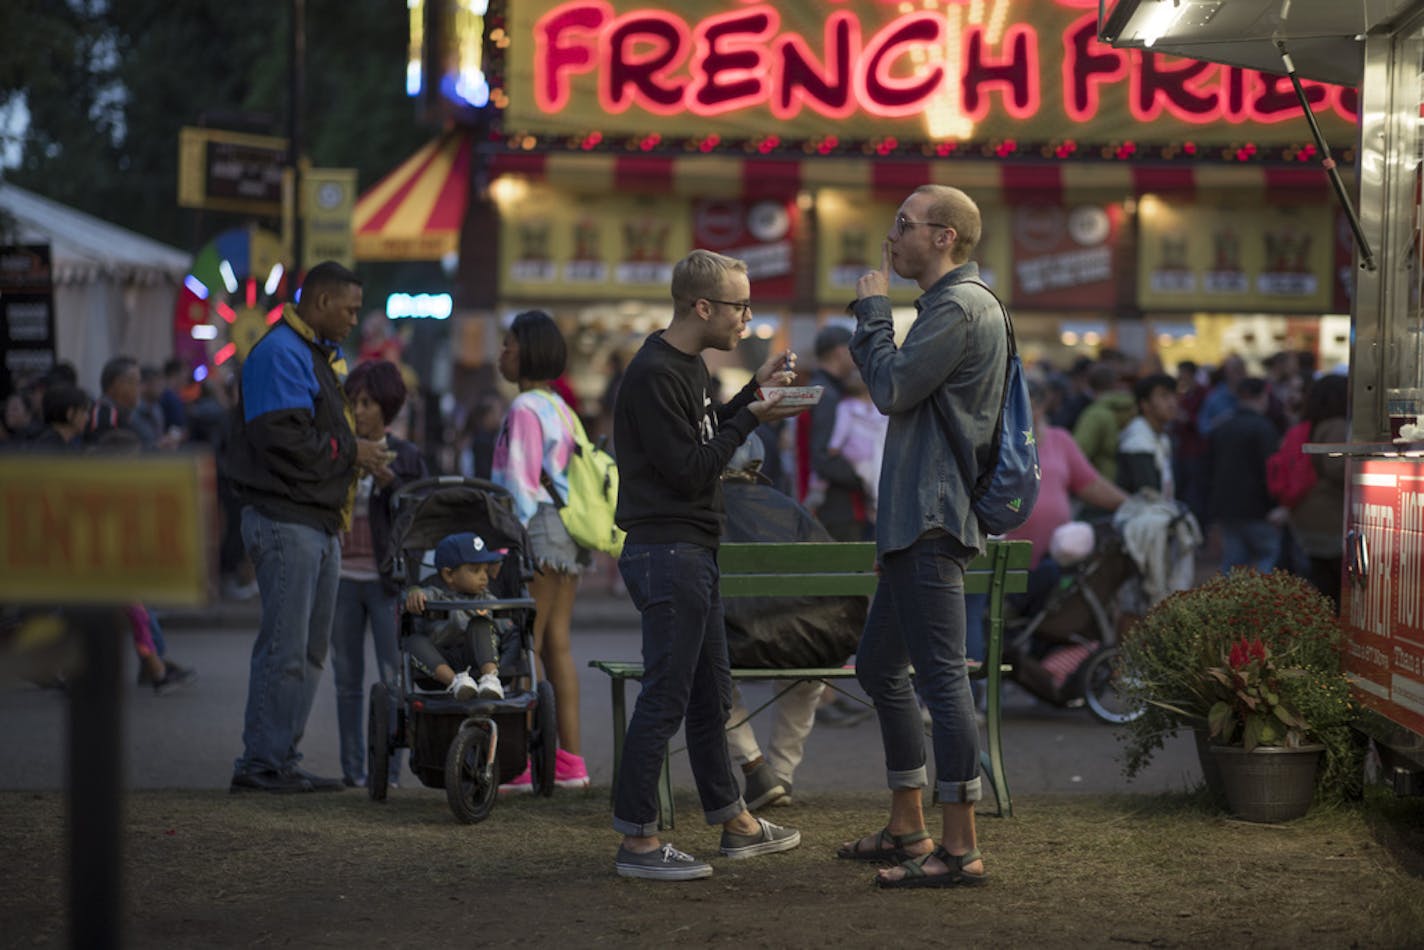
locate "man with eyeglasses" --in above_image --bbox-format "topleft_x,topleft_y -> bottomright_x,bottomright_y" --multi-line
835,185 -> 1008,889
609,248 -> 807,881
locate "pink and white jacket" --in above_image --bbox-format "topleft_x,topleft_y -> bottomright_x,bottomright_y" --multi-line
491,389 -> 578,525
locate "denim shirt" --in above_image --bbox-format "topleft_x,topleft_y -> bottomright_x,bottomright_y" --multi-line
850,261 -> 1007,557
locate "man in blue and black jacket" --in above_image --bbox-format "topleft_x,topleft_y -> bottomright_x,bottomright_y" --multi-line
228,261 -> 389,794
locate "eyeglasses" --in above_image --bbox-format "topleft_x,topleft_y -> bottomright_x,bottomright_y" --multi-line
895,214 -> 950,236
703,298 -> 752,316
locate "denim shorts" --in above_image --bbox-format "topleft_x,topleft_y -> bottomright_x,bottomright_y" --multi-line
528,503 -> 591,575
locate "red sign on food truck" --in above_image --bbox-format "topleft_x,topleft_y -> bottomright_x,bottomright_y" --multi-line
1340,459 -> 1424,737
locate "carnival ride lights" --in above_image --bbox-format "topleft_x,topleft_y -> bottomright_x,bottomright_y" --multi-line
173,227 -> 288,374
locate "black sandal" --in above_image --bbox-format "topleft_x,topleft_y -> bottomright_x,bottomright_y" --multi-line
875,845 -> 988,889
835,827 -> 932,863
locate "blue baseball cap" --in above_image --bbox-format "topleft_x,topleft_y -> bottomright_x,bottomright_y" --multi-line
434,532 -> 504,570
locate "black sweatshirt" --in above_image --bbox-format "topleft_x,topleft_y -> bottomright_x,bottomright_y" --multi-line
613,331 -> 760,548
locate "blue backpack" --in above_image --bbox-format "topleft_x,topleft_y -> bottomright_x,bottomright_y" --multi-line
963,281 -> 1040,535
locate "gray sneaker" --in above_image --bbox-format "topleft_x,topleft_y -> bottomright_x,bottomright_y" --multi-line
615,844 -> 713,881
719,817 -> 801,860
743,761 -> 788,811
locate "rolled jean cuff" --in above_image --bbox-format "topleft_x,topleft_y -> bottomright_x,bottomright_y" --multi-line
704,798 -> 746,827
937,775 -> 983,803
612,815 -> 661,838
887,765 -> 928,790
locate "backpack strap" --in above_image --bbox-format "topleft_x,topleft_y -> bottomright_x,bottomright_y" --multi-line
959,278 -> 1018,360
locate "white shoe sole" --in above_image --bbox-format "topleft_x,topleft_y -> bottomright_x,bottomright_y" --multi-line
555,777 -> 590,789
745,785 -> 787,811
720,828 -> 801,860
615,861 -> 713,881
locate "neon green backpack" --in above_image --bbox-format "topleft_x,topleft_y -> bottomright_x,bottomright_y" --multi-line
536,392 -> 626,557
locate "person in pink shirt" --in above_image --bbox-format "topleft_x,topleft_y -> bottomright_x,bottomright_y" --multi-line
964,378 -> 1126,663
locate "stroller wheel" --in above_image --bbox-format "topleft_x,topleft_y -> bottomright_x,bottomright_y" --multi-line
1080,647 -> 1145,725
529,680 -> 558,797
446,720 -> 498,823
368,682 -> 392,802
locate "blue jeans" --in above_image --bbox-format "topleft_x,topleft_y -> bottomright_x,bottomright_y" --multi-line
613,542 -> 745,836
331,578 -> 402,783
856,532 -> 982,803
1218,519 -> 1278,575
234,507 -> 341,776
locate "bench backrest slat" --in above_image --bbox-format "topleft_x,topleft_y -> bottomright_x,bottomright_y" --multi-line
718,540 -> 1031,597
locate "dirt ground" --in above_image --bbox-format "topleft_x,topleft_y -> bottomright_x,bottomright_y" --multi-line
3,787 -> 1423,949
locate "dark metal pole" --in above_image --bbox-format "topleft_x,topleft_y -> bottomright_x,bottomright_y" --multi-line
1276,40 -> 1377,273
290,0 -> 306,281
68,608 -> 124,949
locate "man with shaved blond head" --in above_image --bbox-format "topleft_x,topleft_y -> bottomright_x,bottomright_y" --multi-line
837,184 -> 1008,889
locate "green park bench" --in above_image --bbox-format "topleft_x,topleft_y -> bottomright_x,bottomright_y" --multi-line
589,538 -> 1032,829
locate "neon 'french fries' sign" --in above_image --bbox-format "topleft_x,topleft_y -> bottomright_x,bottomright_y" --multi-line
506,0 -> 1357,148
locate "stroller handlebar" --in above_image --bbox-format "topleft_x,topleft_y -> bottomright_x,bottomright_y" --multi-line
392,476 -> 507,503
417,597 -> 536,612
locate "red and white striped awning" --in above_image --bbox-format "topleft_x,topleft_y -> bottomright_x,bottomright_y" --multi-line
354,132 -> 472,262
487,151 -> 1338,202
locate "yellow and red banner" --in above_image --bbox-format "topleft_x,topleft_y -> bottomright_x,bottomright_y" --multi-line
354,132 -> 472,262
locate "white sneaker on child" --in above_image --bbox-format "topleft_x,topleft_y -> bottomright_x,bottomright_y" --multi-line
448,670 -> 477,701
476,672 -> 504,699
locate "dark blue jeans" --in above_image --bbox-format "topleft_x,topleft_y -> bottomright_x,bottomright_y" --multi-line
234,507 -> 340,776
856,532 -> 982,803
331,578 -> 402,784
613,542 -> 745,836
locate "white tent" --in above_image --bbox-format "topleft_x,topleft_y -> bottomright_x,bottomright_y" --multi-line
0,182 -> 191,395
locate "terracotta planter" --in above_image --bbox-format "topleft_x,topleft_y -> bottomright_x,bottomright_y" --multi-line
1208,744 -> 1323,823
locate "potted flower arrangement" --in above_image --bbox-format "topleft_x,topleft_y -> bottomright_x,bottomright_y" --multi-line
1117,569 -> 1361,817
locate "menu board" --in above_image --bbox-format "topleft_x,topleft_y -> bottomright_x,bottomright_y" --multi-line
499,184 -> 692,300
0,244 -> 57,382
1138,199 -> 1334,312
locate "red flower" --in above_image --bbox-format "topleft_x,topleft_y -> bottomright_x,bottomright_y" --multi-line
1248,638 -> 1267,663
1228,639 -> 1249,669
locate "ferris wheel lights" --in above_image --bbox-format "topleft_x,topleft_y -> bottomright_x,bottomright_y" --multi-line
216,302 -> 237,323
214,343 -> 238,366
266,305 -> 284,325
190,324 -> 219,341
264,263 -> 285,297
218,260 -> 239,295
184,275 -> 209,300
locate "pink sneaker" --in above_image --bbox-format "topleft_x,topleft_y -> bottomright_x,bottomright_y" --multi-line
498,762 -> 533,796
555,748 -> 590,790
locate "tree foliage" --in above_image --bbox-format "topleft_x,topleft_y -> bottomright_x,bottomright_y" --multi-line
5,0 -> 428,250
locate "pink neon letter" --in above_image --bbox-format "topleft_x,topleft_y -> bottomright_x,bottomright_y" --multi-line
688,8 -> 777,115
856,13 -> 944,117
535,1 -> 611,113
603,12 -> 690,113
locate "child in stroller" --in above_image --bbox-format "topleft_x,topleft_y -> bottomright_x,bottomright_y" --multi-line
403,531 -> 514,702
368,477 -> 557,823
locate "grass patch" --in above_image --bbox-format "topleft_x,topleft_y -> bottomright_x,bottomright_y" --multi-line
3,787 -> 1422,947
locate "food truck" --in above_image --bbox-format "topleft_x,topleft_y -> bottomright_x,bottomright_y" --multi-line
1100,0 -> 1424,792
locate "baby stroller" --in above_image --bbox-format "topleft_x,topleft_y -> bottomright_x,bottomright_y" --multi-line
367,477 -> 557,823
1001,522 -> 1142,724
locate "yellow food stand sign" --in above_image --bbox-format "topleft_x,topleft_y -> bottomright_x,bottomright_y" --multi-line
0,453 -> 215,607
